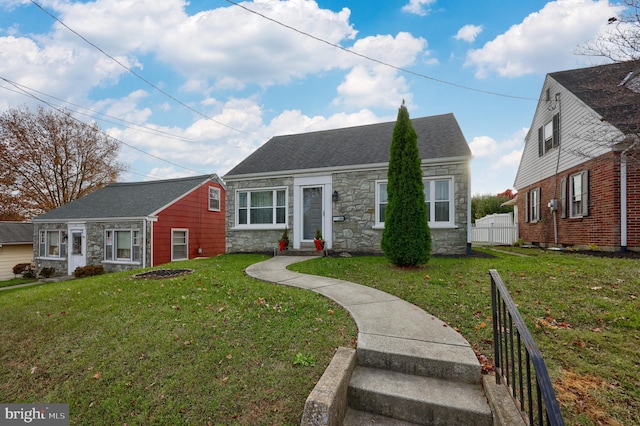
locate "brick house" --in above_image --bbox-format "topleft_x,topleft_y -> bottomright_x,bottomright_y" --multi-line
514,60 -> 640,251
223,114 -> 472,255
31,175 -> 225,275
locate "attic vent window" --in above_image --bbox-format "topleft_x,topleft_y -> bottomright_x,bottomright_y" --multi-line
619,70 -> 640,94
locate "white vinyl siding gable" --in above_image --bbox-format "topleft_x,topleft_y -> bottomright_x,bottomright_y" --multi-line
514,77 -> 623,191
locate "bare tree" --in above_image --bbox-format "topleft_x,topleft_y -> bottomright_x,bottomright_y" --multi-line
0,105 -> 126,220
576,0 -> 640,62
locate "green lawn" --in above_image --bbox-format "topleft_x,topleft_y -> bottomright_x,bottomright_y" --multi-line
291,248 -> 640,426
0,276 -> 37,288
2,249 -> 638,425
0,254 -> 357,425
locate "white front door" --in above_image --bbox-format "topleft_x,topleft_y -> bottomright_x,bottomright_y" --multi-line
68,225 -> 87,275
293,176 -> 332,249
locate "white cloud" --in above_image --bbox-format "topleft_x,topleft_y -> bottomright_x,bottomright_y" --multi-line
402,0 -> 436,16
333,32 -> 426,109
469,135 -> 499,157
455,24 -> 483,43
465,0 -> 618,78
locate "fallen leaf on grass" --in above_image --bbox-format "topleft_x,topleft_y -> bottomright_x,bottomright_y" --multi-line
93,372 -> 102,379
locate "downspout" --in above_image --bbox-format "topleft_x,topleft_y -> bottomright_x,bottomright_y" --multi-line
620,138 -> 638,252
551,93 -> 562,246
467,160 -> 472,255
143,218 -> 147,268
621,155 -> 627,251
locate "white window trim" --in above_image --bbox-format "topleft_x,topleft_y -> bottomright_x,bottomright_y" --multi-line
374,177 -> 457,229
233,186 -> 288,230
529,188 -> 541,223
171,228 -> 189,261
37,229 -> 67,260
569,171 -> 589,218
104,229 -> 142,264
208,186 -> 221,212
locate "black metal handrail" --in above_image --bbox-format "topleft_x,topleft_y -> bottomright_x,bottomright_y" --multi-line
489,269 -> 564,426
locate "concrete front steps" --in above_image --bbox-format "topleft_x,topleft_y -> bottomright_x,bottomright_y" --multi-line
244,257 -> 494,426
344,336 -> 493,426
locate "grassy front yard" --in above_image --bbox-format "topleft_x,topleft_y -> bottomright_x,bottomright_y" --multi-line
0,254 -> 357,425
291,247 -> 640,426
2,249 -> 638,425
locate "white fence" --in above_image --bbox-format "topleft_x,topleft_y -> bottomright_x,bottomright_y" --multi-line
472,212 -> 518,246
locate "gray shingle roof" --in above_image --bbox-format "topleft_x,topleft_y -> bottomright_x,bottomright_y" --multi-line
0,222 -> 33,244
224,113 -> 470,177
550,59 -> 640,134
33,175 -> 218,221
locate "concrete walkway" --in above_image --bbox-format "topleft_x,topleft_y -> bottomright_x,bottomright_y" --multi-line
245,255 -> 480,384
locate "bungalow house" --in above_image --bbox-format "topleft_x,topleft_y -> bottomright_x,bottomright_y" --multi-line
223,113 -> 472,255
514,60 -> 640,251
0,222 -> 34,281
31,174 -> 225,275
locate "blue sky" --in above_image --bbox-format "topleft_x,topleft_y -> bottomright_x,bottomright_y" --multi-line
0,0 -> 622,194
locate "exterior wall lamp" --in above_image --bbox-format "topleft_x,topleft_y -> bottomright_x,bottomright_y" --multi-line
332,190 -> 339,202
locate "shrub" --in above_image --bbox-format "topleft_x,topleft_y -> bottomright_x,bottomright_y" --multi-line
74,265 -> 105,278
39,267 -> 56,278
13,263 -> 30,276
22,266 -> 36,279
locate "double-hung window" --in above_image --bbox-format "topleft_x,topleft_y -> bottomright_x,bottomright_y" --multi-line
569,171 -> 589,218
376,178 -> 454,227
38,230 -> 67,258
538,114 -> 559,156
237,188 -> 287,227
172,229 -> 188,261
105,230 -> 141,263
524,188 -> 541,222
208,187 -> 221,211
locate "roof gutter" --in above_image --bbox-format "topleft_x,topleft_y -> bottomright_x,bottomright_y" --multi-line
32,216 -> 159,223
224,155 -> 472,181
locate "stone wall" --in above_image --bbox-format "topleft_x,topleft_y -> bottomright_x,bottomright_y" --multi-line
226,160 -> 470,255
225,177 -> 294,253
34,220 -> 152,275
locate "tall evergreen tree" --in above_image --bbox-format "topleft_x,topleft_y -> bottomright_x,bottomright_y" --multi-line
381,102 -> 431,266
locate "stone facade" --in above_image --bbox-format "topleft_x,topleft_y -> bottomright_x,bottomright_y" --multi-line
33,220 -> 152,275
226,160 -> 470,255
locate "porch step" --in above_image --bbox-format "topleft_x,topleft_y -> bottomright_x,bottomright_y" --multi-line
357,334 -> 481,384
344,408 -> 421,425
276,248 -> 325,256
348,367 -> 492,426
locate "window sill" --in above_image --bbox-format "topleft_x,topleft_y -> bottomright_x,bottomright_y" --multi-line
231,224 -> 288,231
103,260 -> 141,265
373,224 -> 459,230
36,257 -> 66,261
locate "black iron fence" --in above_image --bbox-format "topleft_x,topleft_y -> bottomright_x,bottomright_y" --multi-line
489,269 -> 564,426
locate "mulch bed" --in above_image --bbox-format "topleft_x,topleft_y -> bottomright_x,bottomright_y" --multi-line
133,269 -> 194,279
